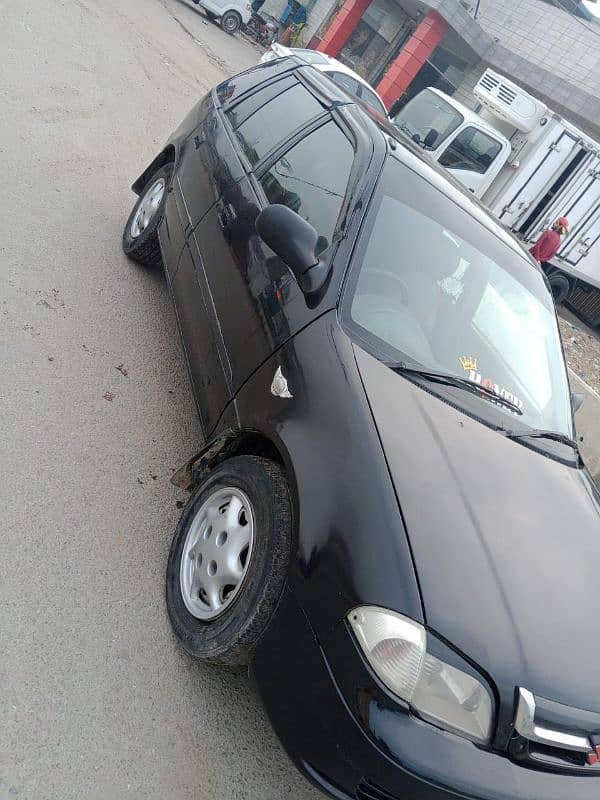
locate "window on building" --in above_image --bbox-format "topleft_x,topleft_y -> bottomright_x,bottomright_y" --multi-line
438,126 -> 503,174
336,0 -> 413,85
230,83 -> 325,166
390,42 -> 470,117
260,122 -> 355,250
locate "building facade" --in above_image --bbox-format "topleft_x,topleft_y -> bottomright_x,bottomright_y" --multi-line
260,0 -> 600,138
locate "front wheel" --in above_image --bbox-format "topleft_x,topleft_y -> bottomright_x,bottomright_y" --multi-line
166,456 -> 293,665
122,163 -> 172,267
220,10 -> 241,33
548,273 -> 571,306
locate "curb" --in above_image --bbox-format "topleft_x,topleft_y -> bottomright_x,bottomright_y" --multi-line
569,368 -> 600,402
568,369 -> 600,487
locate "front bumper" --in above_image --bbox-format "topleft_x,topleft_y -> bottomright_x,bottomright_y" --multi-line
250,589 -> 599,800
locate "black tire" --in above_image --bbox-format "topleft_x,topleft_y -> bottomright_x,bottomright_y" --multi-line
166,456 -> 293,665
220,10 -> 241,33
122,163 -> 172,268
548,274 -> 571,306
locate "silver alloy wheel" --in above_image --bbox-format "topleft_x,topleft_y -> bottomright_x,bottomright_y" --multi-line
129,178 -> 165,239
180,487 -> 255,620
222,12 -> 239,32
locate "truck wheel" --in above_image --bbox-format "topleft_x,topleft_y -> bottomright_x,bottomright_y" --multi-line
122,164 -> 172,267
220,10 -> 241,33
166,456 -> 293,665
548,274 -> 571,306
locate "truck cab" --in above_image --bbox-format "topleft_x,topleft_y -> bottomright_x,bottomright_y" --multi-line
393,88 -> 511,198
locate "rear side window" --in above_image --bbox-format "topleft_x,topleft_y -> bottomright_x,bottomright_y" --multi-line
438,127 -> 502,174
296,50 -> 330,65
230,84 -> 325,166
328,71 -> 360,97
359,86 -> 386,116
260,121 -> 354,249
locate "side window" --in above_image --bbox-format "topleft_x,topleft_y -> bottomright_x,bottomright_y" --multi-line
328,71 -> 360,98
229,84 -> 325,166
358,86 -> 386,116
438,127 -> 502,174
260,122 -> 354,250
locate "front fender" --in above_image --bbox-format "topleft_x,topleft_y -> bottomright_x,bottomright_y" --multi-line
233,310 -> 423,639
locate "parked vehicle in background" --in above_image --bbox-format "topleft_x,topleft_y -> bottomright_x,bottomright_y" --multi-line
260,44 -> 389,118
244,10 -> 277,46
191,0 -> 251,34
394,69 -> 600,326
122,56 -> 600,800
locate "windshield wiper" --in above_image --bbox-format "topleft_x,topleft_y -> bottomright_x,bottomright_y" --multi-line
389,364 -> 523,416
502,429 -> 578,450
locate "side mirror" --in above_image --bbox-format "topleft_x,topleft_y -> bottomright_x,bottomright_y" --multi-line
256,204 -> 329,294
571,392 -> 584,413
423,128 -> 438,149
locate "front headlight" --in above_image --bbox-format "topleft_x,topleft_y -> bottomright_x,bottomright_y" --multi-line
348,607 -> 493,745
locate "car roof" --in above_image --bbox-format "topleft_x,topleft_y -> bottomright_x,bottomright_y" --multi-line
281,48 -> 386,109
216,59 -> 537,265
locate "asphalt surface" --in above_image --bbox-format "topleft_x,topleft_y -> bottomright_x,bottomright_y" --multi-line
1,2 -> 321,798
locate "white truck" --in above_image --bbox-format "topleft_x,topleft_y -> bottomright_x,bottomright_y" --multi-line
393,68 -> 600,327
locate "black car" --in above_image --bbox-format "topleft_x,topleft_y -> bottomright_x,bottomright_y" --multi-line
122,57 -> 600,800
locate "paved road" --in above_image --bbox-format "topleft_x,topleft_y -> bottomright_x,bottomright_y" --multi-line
1,2 -> 322,798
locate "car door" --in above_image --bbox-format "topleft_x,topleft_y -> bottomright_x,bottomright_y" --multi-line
189,78 -> 356,401
170,240 -> 230,436
167,99 -> 247,437
170,75 -> 330,436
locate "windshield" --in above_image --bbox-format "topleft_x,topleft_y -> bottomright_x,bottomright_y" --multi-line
344,156 -> 573,437
393,89 -> 463,149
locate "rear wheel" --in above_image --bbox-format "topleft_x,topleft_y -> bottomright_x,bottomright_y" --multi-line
220,10 -> 241,33
166,456 -> 293,665
122,163 -> 172,267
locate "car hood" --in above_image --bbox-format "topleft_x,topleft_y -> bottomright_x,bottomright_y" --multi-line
354,346 -> 600,713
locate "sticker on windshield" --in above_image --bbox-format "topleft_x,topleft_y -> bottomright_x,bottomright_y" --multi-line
459,356 -> 478,372
467,369 -> 524,414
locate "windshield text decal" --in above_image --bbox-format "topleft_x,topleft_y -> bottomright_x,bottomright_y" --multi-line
468,370 -> 524,414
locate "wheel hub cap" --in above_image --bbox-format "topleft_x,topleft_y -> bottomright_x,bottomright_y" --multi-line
180,488 -> 255,620
130,178 -> 165,239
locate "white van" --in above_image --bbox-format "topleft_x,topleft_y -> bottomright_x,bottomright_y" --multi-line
192,0 -> 251,34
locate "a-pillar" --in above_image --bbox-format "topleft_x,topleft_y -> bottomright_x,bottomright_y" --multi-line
377,11 -> 447,110
316,0 -> 373,58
